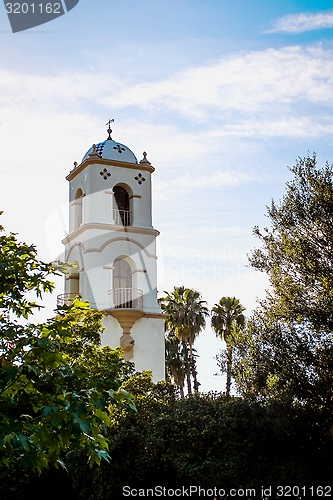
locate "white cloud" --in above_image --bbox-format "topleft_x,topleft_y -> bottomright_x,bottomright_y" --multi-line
153,170 -> 254,202
1,44 -> 333,147
267,9 -> 333,34
176,171 -> 253,187
2,42 -> 333,237
106,45 -> 333,126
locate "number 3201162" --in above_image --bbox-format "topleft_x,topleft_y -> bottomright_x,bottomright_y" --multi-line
5,3 -> 61,14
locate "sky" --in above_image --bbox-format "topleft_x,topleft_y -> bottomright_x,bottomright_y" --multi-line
1,0 -> 333,392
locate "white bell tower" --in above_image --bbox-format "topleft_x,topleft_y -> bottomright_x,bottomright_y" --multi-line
60,121 -> 165,381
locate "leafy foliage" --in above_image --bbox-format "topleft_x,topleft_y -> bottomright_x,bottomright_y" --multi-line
0,220 -> 134,471
55,377 -> 333,498
2,375 -> 333,498
230,308 -> 333,405
230,155 -> 333,404
249,154 -> 333,330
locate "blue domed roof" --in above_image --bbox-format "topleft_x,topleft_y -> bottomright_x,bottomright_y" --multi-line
82,139 -> 138,164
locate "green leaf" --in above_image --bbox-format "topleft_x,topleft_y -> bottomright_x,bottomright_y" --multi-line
17,434 -> 29,451
94,409 -> 110,426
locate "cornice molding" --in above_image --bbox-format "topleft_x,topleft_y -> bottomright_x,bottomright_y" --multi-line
105,310 -> 164,320
61,222 -> 160,245
62,234 -> 157,259
62,223 -> 159,245
66,157 -> 155,181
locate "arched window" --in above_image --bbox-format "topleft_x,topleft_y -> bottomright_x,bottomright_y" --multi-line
74,188 -> 83,229
113,186 -> 130,226
113,257 -> 133,308
113,257 -> 132,289
111,257 -> 143,310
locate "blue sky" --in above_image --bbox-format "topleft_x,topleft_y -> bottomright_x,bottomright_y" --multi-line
1,0 -> 333,391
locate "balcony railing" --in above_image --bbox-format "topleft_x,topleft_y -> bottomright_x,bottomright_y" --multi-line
109,288 -> 143,310
113,209 -> 131,226
57,293 -> 78,308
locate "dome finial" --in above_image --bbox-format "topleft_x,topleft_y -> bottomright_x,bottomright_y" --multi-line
140,151 -> 151,165
88,144 -> 101,158
106,118 -> 114,140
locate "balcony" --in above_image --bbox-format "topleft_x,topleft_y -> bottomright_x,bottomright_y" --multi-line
57,293 -> 78,308
109,288 -> 143,310
113,209 -> 131,226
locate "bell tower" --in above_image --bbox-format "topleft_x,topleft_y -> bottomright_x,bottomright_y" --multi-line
59,121 -> 165,381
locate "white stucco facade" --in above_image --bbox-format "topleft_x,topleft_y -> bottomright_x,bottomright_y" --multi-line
61,129 -> 165,382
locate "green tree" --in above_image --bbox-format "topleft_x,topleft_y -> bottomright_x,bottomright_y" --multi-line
249,154 -> 333,331
2,375 -> 333,497
164,332 -> 188,398
231,155 -> 333,404
0,218 -> 134,471
62,381 -> 333,498
212,297 -> 245,397
230,308 -> 333,405
159,286 -> 209,394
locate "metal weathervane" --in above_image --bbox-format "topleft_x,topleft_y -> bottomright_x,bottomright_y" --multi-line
106,119 -> 115,140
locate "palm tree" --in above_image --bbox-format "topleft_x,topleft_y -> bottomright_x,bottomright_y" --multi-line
211,297 -> 245,397
165,332 -> 188,398
160,286 -> 209,394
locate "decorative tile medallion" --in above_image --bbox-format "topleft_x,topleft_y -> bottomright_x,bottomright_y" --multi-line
134,173 -> 146,185
113,144 -> 125,154
100,168 -> 111,180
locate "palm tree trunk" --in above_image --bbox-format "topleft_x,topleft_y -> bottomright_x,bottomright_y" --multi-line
186,372 -> 192,395
189,340 -> 200,393
183,341 -> 192,395
226,343 -> 233,397
174,373 -> 185,398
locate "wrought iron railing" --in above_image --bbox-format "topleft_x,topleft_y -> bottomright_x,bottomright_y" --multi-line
57,293 -> 78,307
109,288 -> 143,309
113,209 -> 131,226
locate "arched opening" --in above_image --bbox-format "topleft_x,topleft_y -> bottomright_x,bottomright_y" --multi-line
113,257 -> 132,289
113,185 -> 130,226
74,188 -> 83,229
69,272 -> 80,296
111,257 -> 143,309
113,257 -> 132,308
